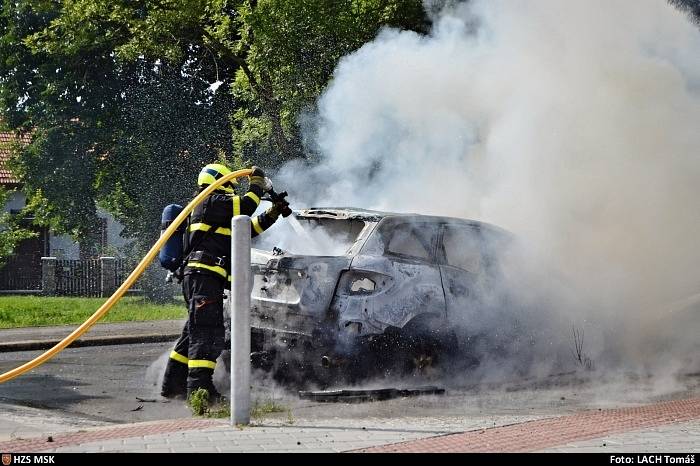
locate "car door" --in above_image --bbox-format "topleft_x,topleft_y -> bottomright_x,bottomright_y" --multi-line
438,223 -> 490,325
346,219 -> 446,331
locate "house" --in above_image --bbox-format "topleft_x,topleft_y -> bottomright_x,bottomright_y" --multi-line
0,130 -> 129,291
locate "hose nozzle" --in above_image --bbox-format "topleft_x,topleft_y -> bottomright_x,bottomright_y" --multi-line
268,188 -> 292,218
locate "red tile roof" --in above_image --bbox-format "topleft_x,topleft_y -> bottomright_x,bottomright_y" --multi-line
0,131 -> 30,187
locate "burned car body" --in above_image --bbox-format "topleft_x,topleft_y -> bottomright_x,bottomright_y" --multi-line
249,208 -> 515,385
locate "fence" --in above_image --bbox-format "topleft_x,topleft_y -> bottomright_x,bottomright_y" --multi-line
55,259 -> 102,297
115,258 -> 138,288
0,255 -> 42,292
0,257 -> 144,297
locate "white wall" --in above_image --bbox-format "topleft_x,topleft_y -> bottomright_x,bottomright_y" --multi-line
102,209 -> 129,252
51,210 -> 131,259
49,232 -> 80,259
2,189 -> 131,258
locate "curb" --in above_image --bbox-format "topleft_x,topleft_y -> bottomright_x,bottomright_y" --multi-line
0,333 -> 180,353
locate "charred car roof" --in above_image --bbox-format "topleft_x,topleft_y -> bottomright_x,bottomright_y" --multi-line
295,207 -> 513,236
295,207 -> 387,221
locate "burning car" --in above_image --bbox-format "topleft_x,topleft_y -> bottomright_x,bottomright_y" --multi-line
248,208 -> 517,386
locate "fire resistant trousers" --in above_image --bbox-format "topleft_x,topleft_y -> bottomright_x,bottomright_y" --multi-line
161,271 -> 226,399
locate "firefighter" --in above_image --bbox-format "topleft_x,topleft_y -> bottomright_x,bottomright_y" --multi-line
160,163 -> 288,402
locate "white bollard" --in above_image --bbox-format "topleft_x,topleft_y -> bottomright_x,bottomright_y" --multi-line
230,215 -> 251,425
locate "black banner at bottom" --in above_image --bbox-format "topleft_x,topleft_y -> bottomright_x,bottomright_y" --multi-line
0,452 -> 696,464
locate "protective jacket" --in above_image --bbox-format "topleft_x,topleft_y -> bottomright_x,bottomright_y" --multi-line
185,183 -> 276,283
161,183 -> 278,399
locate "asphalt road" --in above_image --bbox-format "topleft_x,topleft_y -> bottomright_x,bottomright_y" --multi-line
0,342 -> 190,425
1,342 -> 699,430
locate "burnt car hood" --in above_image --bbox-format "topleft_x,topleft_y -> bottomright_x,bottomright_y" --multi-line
250,249 -> 351,335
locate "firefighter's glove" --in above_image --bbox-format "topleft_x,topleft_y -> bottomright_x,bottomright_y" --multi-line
266,205 -> 281,221
249,166 -> 273,193
274,198 -> 292,218
262,177 -> 273,193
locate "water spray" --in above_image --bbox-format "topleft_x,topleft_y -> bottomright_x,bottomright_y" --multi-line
265,188 -> 314,243
0,169 -> 253,384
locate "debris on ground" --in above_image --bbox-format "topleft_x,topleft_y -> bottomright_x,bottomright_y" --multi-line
298,386 -> 445,403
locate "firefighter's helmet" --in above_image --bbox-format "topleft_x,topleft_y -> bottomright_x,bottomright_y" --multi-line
197,163 -> 235,193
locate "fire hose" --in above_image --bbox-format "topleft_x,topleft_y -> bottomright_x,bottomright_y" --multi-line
0,168 -> 253,384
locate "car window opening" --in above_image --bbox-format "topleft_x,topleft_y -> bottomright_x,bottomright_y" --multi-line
253,216 -> 366,256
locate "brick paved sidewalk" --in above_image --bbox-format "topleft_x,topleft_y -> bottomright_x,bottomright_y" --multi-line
0,418 -> 222,452
359,397 -> 700,453
542,419 -> 700,453
0,397 -> 697,453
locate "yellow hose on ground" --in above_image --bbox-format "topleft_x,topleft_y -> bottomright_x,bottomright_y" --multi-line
0,168 -> 253,384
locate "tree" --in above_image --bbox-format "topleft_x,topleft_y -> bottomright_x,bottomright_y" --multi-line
672,0 -> 700,20
0,0 -> 239,249
233,0 -> 430,163
0,0 -> 429,253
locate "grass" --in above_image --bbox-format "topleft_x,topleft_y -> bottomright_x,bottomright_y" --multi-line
187,388 -> 230,418
187,388 -> 212,416
0,295 -> 185,328
187,389 -> 292,423
251,399 -> 289,422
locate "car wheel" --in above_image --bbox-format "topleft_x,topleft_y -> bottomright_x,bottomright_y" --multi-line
373,324 -> 452,381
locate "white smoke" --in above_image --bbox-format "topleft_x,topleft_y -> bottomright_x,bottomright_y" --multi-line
276,0 -> 700,376
252,210 -> 355,256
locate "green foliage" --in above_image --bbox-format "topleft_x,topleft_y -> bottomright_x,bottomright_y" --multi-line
0,295 -> 184,328
0,0 -> 240,249
187,388 -> 229,417
187,387 -> 211,416
208,404 -> 231,418
250,398 -> 289,422
0,0 -> 429,255
186,389 -> 291,421
233,0 -> 429,163
188,395 -> 231,419
0,188 -> 37,268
